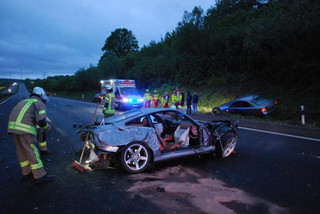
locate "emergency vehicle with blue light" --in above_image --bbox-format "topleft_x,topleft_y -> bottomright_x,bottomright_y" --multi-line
100,79 -> 144,110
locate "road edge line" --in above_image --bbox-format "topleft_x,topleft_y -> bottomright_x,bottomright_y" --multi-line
0,94 -> 16,106
239,126 -> 320,142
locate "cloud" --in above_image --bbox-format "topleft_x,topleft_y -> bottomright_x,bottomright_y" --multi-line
0,0 -> 214,79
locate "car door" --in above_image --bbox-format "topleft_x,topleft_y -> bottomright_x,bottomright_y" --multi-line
229,101 -> 253,115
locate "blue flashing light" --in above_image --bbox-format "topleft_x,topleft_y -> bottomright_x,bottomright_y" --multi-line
122,97 -> 144,104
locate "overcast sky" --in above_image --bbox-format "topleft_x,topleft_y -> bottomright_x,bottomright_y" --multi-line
0,0 -> 214,80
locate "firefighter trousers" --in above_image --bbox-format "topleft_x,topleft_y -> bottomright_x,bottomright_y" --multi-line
12,134 -> 47,179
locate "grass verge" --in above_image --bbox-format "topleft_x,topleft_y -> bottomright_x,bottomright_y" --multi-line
53,89 -> 319,129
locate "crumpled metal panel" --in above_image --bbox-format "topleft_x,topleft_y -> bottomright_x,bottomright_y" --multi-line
92,125 -> 160,151
199,126 -> 211,147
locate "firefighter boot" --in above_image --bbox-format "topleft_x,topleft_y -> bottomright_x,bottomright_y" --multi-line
34,174 -> 54,184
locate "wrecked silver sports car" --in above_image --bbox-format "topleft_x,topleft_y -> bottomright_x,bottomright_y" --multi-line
77,108 -> 239,173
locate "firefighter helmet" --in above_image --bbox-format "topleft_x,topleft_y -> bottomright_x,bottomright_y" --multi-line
33,87 -> 49,101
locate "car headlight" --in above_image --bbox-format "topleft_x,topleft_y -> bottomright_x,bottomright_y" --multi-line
123,98 -> 128,103
102,145 -> 119,152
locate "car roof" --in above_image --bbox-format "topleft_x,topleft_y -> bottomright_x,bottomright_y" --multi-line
235,94 -> 260,102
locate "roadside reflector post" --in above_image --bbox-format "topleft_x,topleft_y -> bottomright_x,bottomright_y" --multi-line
301,105 -> 305,126
82,94 -> 84,100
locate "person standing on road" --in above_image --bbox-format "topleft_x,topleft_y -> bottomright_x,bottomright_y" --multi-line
171,87 -> 181,109
103,85 -> 115,117
144,89 -> 152,108
162,91 -> 170,108
186,91 -> 192,115
192,91 -> 199,114
152,90 -> 160,108
7,87 -> 54,184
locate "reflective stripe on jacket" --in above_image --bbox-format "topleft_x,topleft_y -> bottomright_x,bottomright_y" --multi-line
8,96 -> 47,136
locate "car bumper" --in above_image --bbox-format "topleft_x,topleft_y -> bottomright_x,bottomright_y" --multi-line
120,101 -> 143,109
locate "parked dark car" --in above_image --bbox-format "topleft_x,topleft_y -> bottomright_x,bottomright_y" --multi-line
76,108 -> 239,173
212,94 -> 278,117
92,93 -> 104,104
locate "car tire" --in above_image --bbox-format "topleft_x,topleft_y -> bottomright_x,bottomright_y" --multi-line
119,142 -> 151,173
212,107 -> 221,116
216,132 -> 237,158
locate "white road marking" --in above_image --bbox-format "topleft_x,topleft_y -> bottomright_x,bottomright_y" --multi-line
59,102 -> 67,106
239,126 -> 320,142
0,94 -> 16,105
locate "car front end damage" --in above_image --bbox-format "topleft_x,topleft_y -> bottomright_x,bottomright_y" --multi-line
199,119 -> 239,158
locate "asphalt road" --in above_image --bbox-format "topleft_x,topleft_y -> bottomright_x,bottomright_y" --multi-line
0,83 -> 319,214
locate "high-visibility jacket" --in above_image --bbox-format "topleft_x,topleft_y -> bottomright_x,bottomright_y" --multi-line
103,93 -> 115,114
8,96 -> 49,136
171,92 -> 178,104
144,92 -> 152,101
153,93 -> 160,101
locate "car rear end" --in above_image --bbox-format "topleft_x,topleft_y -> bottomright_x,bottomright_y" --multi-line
256,98 -> 279,116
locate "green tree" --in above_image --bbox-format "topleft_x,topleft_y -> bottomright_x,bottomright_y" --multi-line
101,28 -> 139,58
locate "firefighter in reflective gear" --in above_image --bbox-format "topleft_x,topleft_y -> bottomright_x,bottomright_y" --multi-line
144,89 -> 152,108
161,91 -> 170,108
103,85 -> 115,117
152,90 -> 160,108
171,87 -> 181,109
7,87 -> 54,183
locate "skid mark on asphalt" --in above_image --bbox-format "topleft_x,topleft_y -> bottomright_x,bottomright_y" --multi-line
128,166 -> 289,214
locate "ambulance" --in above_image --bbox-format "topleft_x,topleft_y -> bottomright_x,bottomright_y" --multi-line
100,79 -> 144,110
